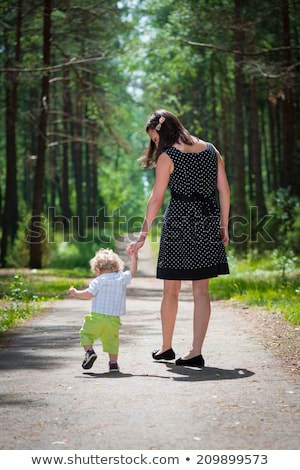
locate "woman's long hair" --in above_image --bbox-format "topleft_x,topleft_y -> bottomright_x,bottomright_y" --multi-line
139,109 -> 194,168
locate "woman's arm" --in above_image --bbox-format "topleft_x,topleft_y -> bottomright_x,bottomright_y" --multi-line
216,152 -> 230,246
128,153 -> 172,252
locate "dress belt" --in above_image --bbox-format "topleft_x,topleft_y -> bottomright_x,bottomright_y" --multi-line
171,190 -> 215,202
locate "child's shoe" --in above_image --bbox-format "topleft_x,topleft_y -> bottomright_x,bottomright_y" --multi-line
82,349 -> 97,369
109,361 -> 119,372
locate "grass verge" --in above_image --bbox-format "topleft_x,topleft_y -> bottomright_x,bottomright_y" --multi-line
0,269 -> 91,334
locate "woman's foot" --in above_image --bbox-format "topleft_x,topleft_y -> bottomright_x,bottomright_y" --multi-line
152,348 -> 175,361
175,354 -> 205,367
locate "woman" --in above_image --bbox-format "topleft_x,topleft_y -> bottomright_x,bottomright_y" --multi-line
127,109 -> 230,367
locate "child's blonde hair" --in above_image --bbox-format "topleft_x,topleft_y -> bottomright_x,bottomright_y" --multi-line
89,248 -> 124,274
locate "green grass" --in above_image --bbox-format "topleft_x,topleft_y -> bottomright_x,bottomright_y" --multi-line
0,268 -> 91,299
0,269 -> 92,334
210,249 -> 300,325
210,270 -> 300,325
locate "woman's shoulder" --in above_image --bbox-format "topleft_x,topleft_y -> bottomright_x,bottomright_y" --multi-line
171,138 -> 208,154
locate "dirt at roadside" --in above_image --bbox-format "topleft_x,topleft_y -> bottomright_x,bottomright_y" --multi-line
235,302 -> 300,373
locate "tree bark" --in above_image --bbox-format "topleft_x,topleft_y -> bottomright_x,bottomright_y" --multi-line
249,76 -> 266,215
29,0 -> 52,268
281,0 -> 295,192
61,68 -> 72,222
71,83 -> 84,237
232,0 -> 247,248
0,0 -> 22,267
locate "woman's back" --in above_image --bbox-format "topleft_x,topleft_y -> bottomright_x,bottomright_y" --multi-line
165,142 -> 218,198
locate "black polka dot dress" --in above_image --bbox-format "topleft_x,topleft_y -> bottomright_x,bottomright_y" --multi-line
157,143 -> 230,280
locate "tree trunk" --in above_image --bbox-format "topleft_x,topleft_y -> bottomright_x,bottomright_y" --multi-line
281,0 -> 295,192
29,0 -> 52,268
232,0 -> 247,248
71,82 -> 84,237
89,120 -> 99,219
61,67 -> 72,222
249,76 -> 266,215
0,0 -> 22,267
267,101 -> 278,192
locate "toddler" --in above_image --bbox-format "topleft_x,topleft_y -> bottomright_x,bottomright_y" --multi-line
68,248 -> 137,372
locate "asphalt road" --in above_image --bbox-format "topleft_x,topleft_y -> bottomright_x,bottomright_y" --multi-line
0,239 -> 299,453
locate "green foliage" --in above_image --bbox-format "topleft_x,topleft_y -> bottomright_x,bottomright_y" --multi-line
0,0 -> 148,269
5,219 -> 31,267
266,187 -> 300,257
271,187 -> 299,239
7,274 -> 30,302
209,252 -> 300,325
271,248 -> 298,280
0,269 -> 91,299
0,268 -> 92,333
48,236 -> 114,270
1,1 -> 300,274
0,274 -> 37,334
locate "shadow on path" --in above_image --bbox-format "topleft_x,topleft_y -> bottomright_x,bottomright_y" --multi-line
79,365 -> 255,382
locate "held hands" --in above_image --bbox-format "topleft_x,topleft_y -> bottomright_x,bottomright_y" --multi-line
126,240 -> 145,256
128,249 -> 139,260
126,233 -> 146,256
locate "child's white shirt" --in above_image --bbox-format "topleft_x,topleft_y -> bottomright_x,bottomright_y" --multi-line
87,271 -> 132,316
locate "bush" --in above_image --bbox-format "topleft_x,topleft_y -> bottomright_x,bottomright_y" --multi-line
0,274 -> 38,333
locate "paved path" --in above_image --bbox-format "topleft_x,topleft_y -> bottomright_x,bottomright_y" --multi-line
0,239 -> 299,452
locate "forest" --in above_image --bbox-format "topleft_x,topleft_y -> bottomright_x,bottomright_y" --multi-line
0,0 -> 300,270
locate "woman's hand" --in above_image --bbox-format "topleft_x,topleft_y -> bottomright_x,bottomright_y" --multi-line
220,226 -> 229,246
126,238 -> 145,255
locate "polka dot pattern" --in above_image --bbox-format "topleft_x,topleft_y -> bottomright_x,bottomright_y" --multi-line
157,143 -> 229,280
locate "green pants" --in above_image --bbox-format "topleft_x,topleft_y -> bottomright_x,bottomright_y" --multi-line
80,312 -> 122,355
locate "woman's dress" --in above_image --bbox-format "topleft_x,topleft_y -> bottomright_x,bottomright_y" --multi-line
157,143 -> 230,280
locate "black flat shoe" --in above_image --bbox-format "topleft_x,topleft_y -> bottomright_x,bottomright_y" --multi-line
175,354 -> 205,367
152,348 -> 175,361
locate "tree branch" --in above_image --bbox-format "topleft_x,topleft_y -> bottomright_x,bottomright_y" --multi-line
249,60 -> 300,79
182,39 -> 300,56
0,55 -> 109,74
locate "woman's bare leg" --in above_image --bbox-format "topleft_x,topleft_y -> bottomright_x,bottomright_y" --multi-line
156,279 -> 181,354
181,279 -> 211,359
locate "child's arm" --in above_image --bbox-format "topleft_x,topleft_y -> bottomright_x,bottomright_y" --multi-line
129,252 -> 138,278
68,286 -> 94,299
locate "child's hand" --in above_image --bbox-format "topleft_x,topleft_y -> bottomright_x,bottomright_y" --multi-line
68,286 -> 76,296
127,243 -> 141,256
128,249 -> 138,260
126,245 -> 133,256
